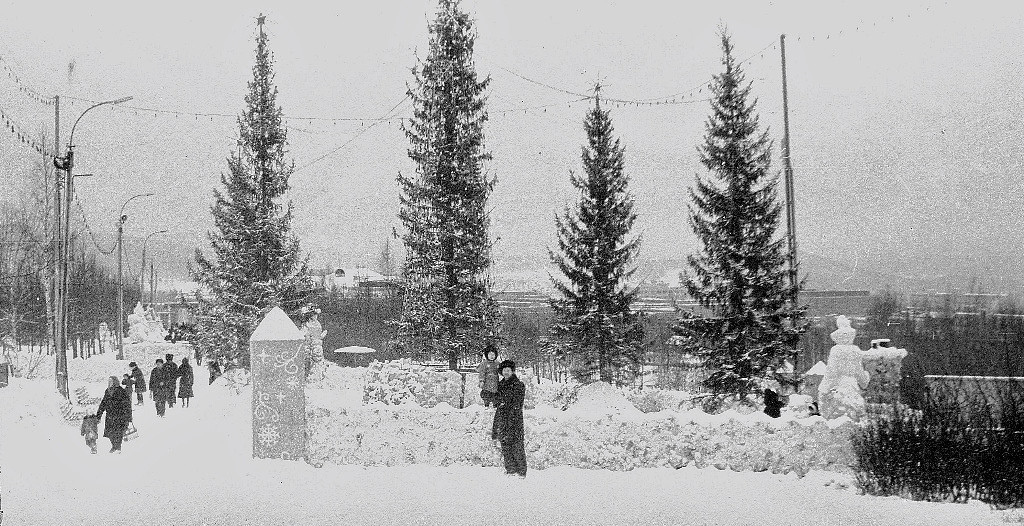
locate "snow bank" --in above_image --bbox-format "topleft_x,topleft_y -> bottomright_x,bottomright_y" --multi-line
362,359 -> 544,409
306,401 -> 856,474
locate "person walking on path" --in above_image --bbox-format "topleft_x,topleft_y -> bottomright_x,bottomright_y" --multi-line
95,376 -> 133,453
209,359 -> 222,385
164,354 -> 179,408
493,360 -> 527,477
121,373 -> 133,397
177,358 -> 195,408
150,359 -> 168,417
477,345 -> 500,409
129,362 -> 147,406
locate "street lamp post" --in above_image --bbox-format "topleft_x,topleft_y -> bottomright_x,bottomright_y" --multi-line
52,95 -> 132,398
116,193 -> 154,361
140,229 -> 168,307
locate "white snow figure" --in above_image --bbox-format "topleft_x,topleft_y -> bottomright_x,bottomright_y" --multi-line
818,315 -> 870,420
302,311 -> 326,383
126,303 -> 166,343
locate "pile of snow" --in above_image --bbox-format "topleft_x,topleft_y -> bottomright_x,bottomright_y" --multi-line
305,363 -> 366,409
307,398 -> 858,473
362,359 -> 552,409
121,341 -> 195,369
626,388 -> 696,413
564,381 -> 643,418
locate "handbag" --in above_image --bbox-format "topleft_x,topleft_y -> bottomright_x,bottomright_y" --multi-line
124,423 -> 139,442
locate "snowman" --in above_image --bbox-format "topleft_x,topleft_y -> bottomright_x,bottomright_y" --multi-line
818,315 -> 870,420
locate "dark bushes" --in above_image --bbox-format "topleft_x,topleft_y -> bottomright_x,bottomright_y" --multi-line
852,379 -> 1024,508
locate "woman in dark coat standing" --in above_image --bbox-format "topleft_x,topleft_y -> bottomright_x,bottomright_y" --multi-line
178,358 -> 195,407
493,360 -> 527,477
96,376 -> 133,453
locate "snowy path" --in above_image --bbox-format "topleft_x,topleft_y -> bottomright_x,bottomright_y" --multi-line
1,366 -> 1015,526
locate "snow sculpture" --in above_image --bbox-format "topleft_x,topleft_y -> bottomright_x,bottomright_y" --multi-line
302,311 -> 327,383
125,302 -> 166,343
818,315 -> 870,420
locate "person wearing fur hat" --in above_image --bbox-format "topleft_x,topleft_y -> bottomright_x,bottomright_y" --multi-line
150,359 -> 168,417
164,354 -> 179,408
476,344 -> 500,408
493,359 -> 527,477
129,362 -> 146,406
96,376 -> 132,453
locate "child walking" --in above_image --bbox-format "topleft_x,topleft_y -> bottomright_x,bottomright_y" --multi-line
80,414 -> 99,454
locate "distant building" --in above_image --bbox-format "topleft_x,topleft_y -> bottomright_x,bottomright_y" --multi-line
318,267 -> 401,297
802,289 -> 872,318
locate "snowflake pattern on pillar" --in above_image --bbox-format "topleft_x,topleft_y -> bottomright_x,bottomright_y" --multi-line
250,307 -> 307,461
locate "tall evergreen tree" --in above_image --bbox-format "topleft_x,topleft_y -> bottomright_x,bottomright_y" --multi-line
545,91 -> 644,385
395,0 -> 499,370
673,30 -> 806,399
190,15 -> 312,368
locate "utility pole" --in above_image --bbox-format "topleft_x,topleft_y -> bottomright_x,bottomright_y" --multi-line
780,34 -> 800,385
117,215 -> 125,360
150,262 -> 156,308
52,95 -> 68,399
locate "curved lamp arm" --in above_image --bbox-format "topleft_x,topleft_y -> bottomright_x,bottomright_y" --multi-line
68,96 -> 133,149
119,192 -> 154,224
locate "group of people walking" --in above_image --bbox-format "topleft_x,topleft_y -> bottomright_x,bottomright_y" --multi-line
84,353 -> 196,455
145,354 -> 195,416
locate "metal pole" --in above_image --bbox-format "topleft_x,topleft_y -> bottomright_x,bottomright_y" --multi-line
150,262 -> 156,307
780,34 -> 800,387
140,242 -> 146,304
117,218 -> 125,360
52,95 -> 69,399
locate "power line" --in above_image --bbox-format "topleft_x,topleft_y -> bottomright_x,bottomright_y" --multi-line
293,94 -> 410,174
0,52 -> 54,107
0,103 -> 53,158
72,195 -> 116,256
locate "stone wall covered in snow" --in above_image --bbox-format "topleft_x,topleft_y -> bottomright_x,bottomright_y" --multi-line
362,359 -> 551,409
310,381 -> 857,474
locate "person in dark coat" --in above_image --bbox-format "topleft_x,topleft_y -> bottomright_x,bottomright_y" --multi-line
209,359 -> 222,385
150,359 -> 168,417
96,376 -> 133,453
493,359 -> 527,477
121,373 -> 133,400
164,354 -> 179,408
178,358 -> 195,408
129,362 -> 146,406
763,387 -> 785,418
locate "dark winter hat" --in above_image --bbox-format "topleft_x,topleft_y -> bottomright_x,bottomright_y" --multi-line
165,353 -> 174,361
128,362 -> 137,368
499,360 -> 516,372
156,359 -> 164,364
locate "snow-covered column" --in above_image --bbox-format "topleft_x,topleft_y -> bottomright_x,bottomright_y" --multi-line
250,307 -> 307,461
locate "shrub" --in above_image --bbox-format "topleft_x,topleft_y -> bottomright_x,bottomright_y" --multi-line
852,380 -> 1024,508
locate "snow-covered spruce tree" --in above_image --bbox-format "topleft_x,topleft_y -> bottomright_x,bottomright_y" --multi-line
395,0 -> 499,370
673,31 -> 806,400
190,15 -> 312,369
545,91 -> 644,386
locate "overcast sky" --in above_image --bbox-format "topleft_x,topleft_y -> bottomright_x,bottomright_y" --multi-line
1,0 -> 1022,290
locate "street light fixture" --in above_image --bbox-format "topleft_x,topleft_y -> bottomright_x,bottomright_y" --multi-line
116,192 -> 154,361
141,229 -> 168,305
51,95 -> 132,399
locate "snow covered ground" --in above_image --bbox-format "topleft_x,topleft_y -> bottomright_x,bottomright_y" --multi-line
1,353 -> 1019,525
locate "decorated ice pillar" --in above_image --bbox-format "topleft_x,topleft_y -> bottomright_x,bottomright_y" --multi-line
250,306 -> 307,461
